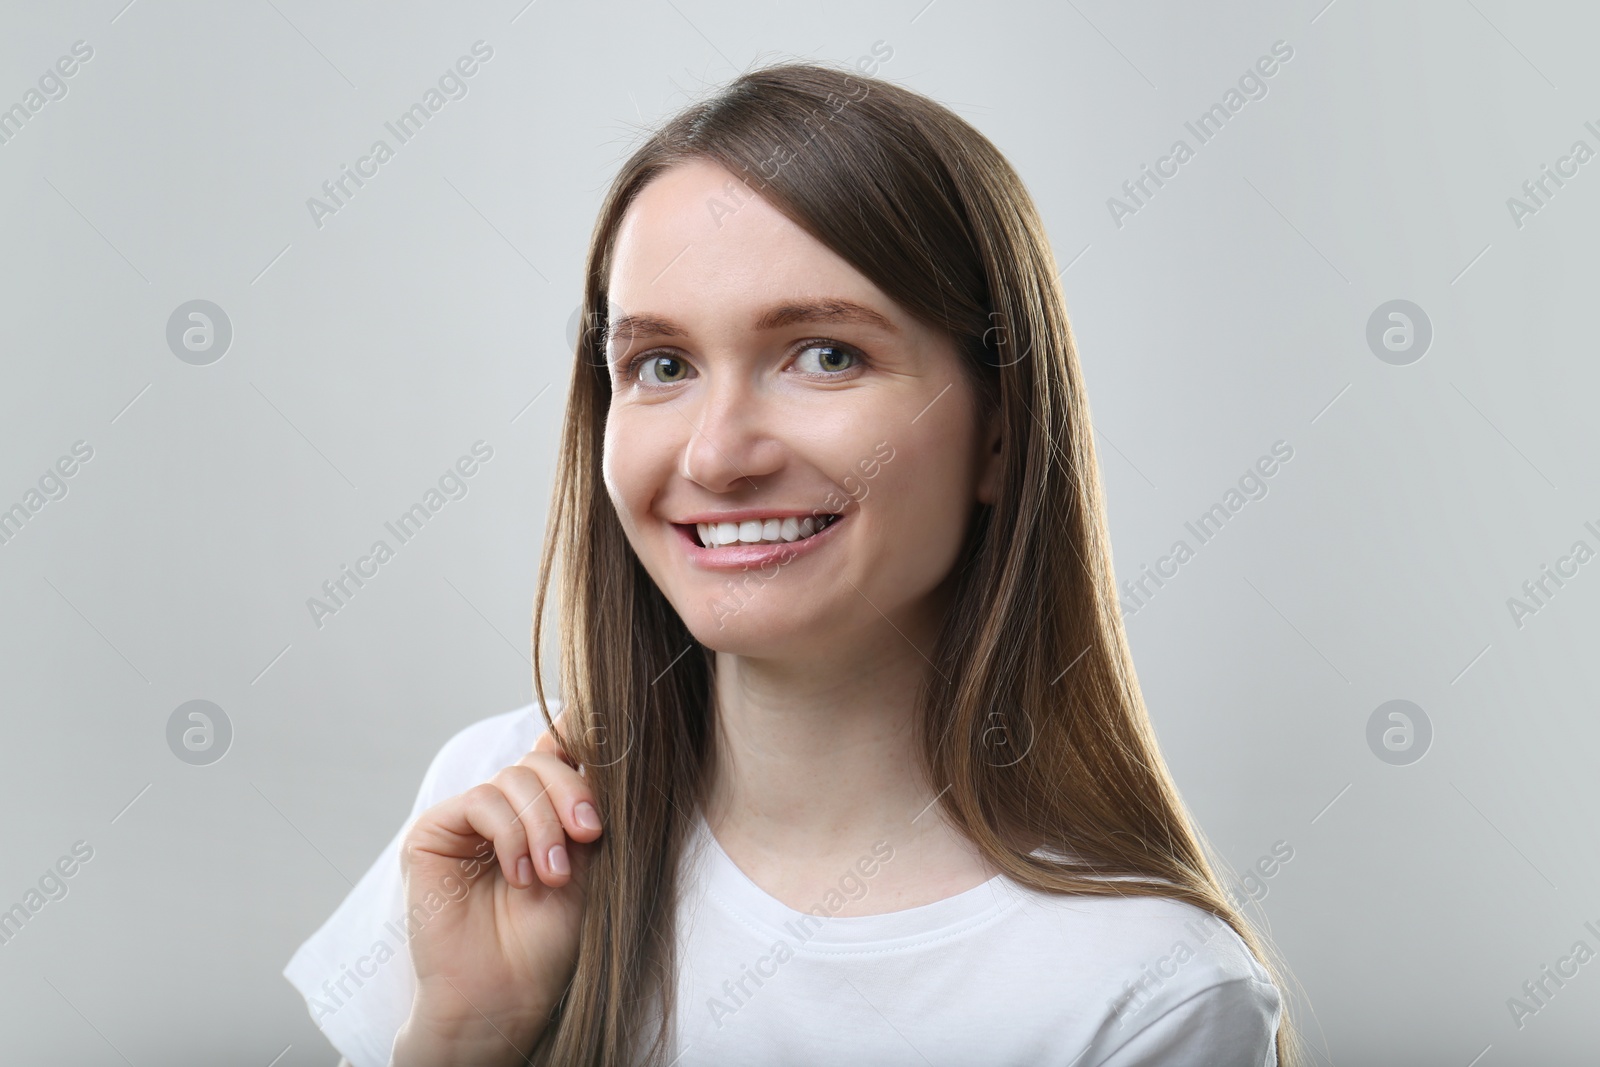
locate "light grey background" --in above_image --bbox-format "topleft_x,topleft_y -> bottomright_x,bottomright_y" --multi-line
2,0 -> 1596,1063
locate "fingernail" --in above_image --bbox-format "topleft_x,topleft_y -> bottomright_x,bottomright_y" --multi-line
548,844 -> 570,877
516,856 -> 533,886
574,801 -> 601,831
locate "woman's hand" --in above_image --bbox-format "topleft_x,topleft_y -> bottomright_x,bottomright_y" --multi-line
391,718 -> 601,1066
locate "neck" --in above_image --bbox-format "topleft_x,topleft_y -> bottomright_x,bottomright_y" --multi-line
701,609 -> 954,863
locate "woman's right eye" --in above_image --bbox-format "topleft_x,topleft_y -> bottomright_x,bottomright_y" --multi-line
631,353 -> 694,386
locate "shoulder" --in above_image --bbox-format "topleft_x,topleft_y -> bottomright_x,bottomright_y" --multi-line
1004,890 -> 1280,1065
409,701 -> 552,814
1090,970 -> 1281,1066
280,701 -> 555,1067
1013,888 -> 1267,976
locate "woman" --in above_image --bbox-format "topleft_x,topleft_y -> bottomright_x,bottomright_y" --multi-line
284,61 -> 1302,1066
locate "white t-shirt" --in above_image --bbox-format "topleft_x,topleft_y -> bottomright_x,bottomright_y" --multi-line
283,705 -> 1281,1067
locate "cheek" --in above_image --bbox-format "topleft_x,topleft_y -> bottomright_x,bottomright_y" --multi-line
862,425 -> 976,570
600,426 -> 627,516
601,412 -> 658,538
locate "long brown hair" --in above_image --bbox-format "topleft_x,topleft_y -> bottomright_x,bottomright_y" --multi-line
532,60 -> 1306,1066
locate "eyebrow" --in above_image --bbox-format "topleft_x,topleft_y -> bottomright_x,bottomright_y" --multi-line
605,299 -> 899,349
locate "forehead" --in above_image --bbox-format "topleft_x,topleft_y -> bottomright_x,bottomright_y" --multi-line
606,159 -> 888,322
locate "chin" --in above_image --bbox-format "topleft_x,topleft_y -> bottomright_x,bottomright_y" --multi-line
684,602 -> 805,653
666,587 -> 833,657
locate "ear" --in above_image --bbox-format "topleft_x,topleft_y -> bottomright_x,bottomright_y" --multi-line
975,406 -> 1003,506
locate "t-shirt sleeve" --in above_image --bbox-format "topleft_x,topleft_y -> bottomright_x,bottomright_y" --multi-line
1088,974 -> 1281,1067
281,704 -> 547,1067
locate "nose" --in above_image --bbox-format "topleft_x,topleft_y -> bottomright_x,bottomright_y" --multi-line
678,366 -> 782,493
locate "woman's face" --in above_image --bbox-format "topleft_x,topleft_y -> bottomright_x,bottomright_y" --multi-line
602,159 -> 1001,659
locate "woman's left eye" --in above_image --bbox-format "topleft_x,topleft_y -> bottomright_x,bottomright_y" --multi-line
794,342 -> 861,375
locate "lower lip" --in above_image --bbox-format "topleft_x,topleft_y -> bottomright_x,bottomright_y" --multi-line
675,515 -> 848,570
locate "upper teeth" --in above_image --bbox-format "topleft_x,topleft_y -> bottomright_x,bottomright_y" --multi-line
696,516 -> 835,548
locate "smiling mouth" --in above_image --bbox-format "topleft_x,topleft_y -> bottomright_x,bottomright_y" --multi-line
684,514 -> 842,548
